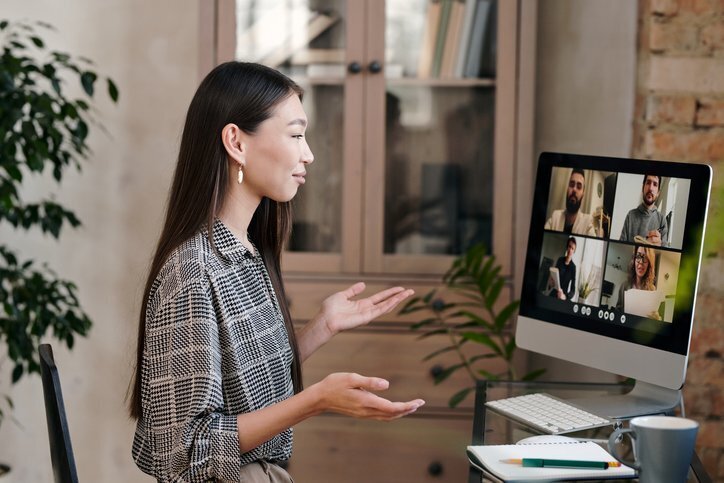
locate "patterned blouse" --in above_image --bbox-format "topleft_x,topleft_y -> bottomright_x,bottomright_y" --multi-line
132,220 -> 294,482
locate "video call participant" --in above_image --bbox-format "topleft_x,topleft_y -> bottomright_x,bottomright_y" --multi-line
549,237 -> 577,301
619,174 -> 669,247
616,245 -> 661,319
544,168 -> 597,236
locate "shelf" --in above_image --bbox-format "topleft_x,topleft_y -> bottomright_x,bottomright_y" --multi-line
387,77 -> 496,87
292,76 -> 496,87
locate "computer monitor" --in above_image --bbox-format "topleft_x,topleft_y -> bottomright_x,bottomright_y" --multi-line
516,152 -> 712,419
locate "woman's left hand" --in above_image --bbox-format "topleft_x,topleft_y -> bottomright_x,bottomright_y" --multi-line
317,282 -> 414,336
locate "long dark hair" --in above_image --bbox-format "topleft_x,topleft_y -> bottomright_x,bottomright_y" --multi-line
129,62 -> 304,419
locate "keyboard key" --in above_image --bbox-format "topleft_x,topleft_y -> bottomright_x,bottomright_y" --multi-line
484,393 -> 612,435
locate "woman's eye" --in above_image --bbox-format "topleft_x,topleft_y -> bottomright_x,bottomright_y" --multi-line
293,134 -> 304,139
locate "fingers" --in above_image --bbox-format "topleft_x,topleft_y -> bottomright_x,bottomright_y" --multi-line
341,282 -> 366,298
367,286 -> 407,304
366,288 -> 415,317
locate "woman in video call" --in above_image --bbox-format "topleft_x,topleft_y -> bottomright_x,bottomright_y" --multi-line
128,62 -> 424,482
616,245 -> 661,319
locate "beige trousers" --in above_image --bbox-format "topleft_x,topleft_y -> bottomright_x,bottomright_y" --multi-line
221,460 -> 294,483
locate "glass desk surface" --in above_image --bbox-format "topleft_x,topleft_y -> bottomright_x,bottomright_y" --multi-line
468,380 -> 712,483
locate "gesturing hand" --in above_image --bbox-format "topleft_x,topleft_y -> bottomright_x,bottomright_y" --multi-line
312,373 -> 425,421
317,282 -> 414,336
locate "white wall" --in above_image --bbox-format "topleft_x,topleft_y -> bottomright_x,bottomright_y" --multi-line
530,0 -> 638,383
0,1 -> 199,481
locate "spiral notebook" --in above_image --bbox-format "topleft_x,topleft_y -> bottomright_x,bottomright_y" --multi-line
467,440 -> 636,482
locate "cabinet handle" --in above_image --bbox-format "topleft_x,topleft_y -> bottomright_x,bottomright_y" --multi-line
427,461 -> 443,477
367,60 -> 383,74
347,61 -> 362,74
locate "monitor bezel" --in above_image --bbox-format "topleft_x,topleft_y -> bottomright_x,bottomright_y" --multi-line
519,152 -> 711,356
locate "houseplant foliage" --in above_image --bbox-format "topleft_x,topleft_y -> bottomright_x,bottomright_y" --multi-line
400,244 -> 545,408
0,20 -> 118,424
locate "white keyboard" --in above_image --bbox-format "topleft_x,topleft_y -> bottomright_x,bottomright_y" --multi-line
485,393 -> 612,435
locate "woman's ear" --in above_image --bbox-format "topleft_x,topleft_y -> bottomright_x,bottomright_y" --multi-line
221,123 -> 247,165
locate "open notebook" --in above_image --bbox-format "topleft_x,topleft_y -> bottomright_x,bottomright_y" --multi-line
467,440 -> 636,482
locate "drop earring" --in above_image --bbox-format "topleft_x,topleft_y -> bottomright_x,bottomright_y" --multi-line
237,166 -> 244,184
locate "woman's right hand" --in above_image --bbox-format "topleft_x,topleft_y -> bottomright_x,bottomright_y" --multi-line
310,373 -> 425,421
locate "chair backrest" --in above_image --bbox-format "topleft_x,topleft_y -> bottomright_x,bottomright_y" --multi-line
39,344 -> 79,483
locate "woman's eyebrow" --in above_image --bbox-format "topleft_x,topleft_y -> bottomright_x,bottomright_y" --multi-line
288,118 -> 307,127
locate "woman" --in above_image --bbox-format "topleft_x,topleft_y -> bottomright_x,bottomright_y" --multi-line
616,245 -> 660,318
129,62 -> 424,482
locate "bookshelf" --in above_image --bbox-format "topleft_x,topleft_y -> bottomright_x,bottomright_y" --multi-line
203,0 -> 536,480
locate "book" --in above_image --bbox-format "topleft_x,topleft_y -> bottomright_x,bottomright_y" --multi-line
440,0 -> 465,78
467,440 -> 636,481
262,11 -> 340,68
417,0 -> 443,78
549,267 -> 561,291
463,0 -> 493,78
454,0 -> 479,78
431,0 -> 454,77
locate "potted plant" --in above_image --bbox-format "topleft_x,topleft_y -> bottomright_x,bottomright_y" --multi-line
0,19 -> 118,428
400,244 -> 545,407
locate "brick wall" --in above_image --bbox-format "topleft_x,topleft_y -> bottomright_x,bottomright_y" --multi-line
634,0 -> 724,480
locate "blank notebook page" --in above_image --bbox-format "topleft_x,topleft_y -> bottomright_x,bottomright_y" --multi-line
467,441 -> 636,481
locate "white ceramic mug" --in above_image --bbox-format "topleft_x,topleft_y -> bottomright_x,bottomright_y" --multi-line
608,416 -> 699,483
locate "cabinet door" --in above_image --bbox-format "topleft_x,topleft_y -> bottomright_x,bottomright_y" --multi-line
216,0 -> 364,273
363,0 -> 516,276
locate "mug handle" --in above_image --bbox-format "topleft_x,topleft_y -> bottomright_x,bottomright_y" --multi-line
608,428 -> 641,470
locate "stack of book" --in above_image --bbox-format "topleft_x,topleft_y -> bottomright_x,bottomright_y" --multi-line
417,0 -> 496,79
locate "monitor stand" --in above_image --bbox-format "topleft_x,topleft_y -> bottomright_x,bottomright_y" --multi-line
568,381 -> 682,420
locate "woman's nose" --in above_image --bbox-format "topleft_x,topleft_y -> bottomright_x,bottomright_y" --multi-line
302,141 -> 314,164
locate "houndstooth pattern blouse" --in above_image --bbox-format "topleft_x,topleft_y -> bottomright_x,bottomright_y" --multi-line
132,220 -> 294,482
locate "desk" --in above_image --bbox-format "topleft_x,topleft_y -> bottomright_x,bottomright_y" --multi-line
468,380 -> 712,483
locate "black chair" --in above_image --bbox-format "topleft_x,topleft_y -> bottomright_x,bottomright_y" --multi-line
39,344 -> 79,483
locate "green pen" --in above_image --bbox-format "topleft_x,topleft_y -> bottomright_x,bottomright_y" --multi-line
501,458 -> 621,469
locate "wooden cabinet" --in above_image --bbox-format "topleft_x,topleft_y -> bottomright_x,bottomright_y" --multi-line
203,0 -> 534,479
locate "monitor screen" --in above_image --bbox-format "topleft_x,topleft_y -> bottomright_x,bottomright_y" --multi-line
517,153 -> 711,393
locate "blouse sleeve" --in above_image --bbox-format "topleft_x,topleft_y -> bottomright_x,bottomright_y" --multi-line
142,278 -> 243,482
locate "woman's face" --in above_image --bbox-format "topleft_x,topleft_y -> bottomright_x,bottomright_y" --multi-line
243,94 -> 314,202
634,247 -> 649,279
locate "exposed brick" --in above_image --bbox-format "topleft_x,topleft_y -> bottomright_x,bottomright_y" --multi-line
696,98 -> 724,126
701,20 -> 724,51
649,57 -> 724,93
697,419 -> 724,448
644,129 -> 724,162
683,384 -> 715,415
650,21 -> 700,52
690,327 -> 724,356
646,94 -> 697,123
699,448 -> 722,479
651,0 -> 680,15
678,0 -> 724,14
686,357 -> 724,386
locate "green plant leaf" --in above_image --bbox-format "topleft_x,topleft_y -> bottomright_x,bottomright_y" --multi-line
422,345 -> 457,362
11,365 -> 23,383
433,363 -> 464,384
30,36 -> 44,48
521,368 -> 547,381
460,331 -> 502,356
80,71 -> 97,96
448,386 -> 474,408
477,369 -> 501,381
485,277 -> 505,310
452,310 -> 494,330
422,289 -> 436,304
107,78 -> 119,102
494,300 -> 520,331
418,328 -> 447,339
